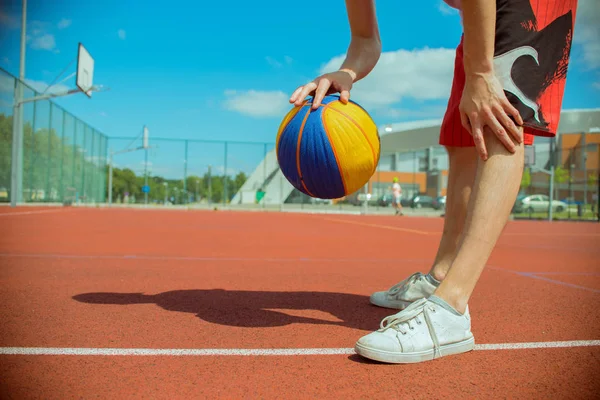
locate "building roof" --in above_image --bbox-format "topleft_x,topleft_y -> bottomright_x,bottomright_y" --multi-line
376,108 -> 600,155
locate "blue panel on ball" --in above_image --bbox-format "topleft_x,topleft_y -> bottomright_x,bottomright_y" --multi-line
306,94 -> 339,107
277,105 -> 310,194
298,106 -> 346,199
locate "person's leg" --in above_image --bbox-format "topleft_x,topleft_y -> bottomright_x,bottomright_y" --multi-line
369,39 -> 476,310
358,0 -> 577,363
368,146 -> 476,309
395,195 -> 403,215
427,146 -> 477,281
356,128 -> 524,364
433,128 -> 524,313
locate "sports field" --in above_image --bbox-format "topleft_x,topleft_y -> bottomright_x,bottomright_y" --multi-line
1,206 -> 598,398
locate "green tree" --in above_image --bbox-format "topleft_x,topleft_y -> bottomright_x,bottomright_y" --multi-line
588,172 -> 598,187
520,167 -> 531,190
554,166 -> 569,184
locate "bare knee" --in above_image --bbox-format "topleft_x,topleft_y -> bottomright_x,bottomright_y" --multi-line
482,127 -> 524,159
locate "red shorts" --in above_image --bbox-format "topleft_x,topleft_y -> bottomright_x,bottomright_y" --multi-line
440,0 -> 578,147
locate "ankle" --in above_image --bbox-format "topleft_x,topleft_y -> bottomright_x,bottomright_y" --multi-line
428,267 -> 448,283
432,285 -> 468,314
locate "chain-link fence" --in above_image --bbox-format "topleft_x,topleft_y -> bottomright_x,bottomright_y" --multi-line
515,141 -> 599,221
105,136 -> 449,215
0,67 -> 109,204
105,132 -> 598,222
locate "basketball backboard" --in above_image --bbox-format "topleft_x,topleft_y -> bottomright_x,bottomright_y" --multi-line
76,43 -> 95,98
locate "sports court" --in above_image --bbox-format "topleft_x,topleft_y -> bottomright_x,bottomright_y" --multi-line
1,206 -> 598,398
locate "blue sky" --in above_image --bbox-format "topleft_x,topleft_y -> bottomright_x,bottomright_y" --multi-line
0,0 -> 599,178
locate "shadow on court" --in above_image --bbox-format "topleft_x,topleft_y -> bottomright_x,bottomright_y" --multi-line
72,289 -> 393,331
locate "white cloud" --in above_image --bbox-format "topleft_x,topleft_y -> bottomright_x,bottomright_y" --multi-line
377,105 -> 447,120
25,21 -> 59,52
223,89 -> 291,118
266,56 -> 293,68
319,47 -> 455,110
574,0 -> 600,70
57,18 -> 71,29
593,82 -> 600,90
30,33 -> 56,51
118,29 -> 126,40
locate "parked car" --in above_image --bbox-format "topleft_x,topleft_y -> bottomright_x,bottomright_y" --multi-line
433,196 -> 446,210
410,194 -> 436,209
377,194 -> 393,207
512,194 -> 527,213
517,194 -> 568,213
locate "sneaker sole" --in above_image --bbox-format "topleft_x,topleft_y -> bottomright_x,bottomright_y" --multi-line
369,295 -> 412,310
354,336 -> 475,364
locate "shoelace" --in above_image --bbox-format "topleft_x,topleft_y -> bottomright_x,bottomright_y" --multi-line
379,299 -> 442,359
387,272 -> 424,295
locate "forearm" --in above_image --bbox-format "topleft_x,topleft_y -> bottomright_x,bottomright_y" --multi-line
461,0 -> 496,75
339,35 -> 381,82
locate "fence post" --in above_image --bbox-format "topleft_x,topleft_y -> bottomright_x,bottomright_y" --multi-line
90,129 -> 95,203
59,110 -> 66,202
223,142 -> 228,205
548,166 -> 554,222
263,143 -> 267,208
46,102 -> 53,201
81,126 -> 87,203
183,140 -> 188,204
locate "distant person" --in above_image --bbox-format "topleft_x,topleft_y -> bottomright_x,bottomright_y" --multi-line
289,0 -> 578,364
391,177 -> 403,216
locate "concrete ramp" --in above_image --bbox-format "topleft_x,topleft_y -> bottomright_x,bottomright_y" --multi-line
230,148 -> 295,205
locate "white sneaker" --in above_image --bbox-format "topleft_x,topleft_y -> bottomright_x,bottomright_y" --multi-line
370,272 -> 439,310
355,297 -> 475,364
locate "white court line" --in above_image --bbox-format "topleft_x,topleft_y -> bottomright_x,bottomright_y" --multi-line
0,209 -> 66,217
1,340 -> 599,356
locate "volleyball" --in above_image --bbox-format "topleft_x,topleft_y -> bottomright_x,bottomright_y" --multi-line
276,95 -> 380,199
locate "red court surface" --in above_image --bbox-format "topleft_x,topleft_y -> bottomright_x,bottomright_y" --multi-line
1,207 -> 599,399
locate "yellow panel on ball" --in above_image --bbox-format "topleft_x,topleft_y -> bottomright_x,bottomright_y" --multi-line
322,100 -> 380,195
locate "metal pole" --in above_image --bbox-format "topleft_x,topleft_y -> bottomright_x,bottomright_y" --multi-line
569,163 -> 574,219
10,102 -> 21,207
108,151 -> 113,206
19,0 -> 26,80
183,140 -> 188,204
597,170 -> 599,222
59,110 -> 66,202
208,165 -> 212,206
223,142 -> 228,205
144,147 -> 148,205
262,143 -> 267,208
361,183 -> 368,214
46,103 -> 52,201
10,0 -> 27,207
279,172 -> 283,211
80,127 -> 86,203
548,166 -> 554,222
